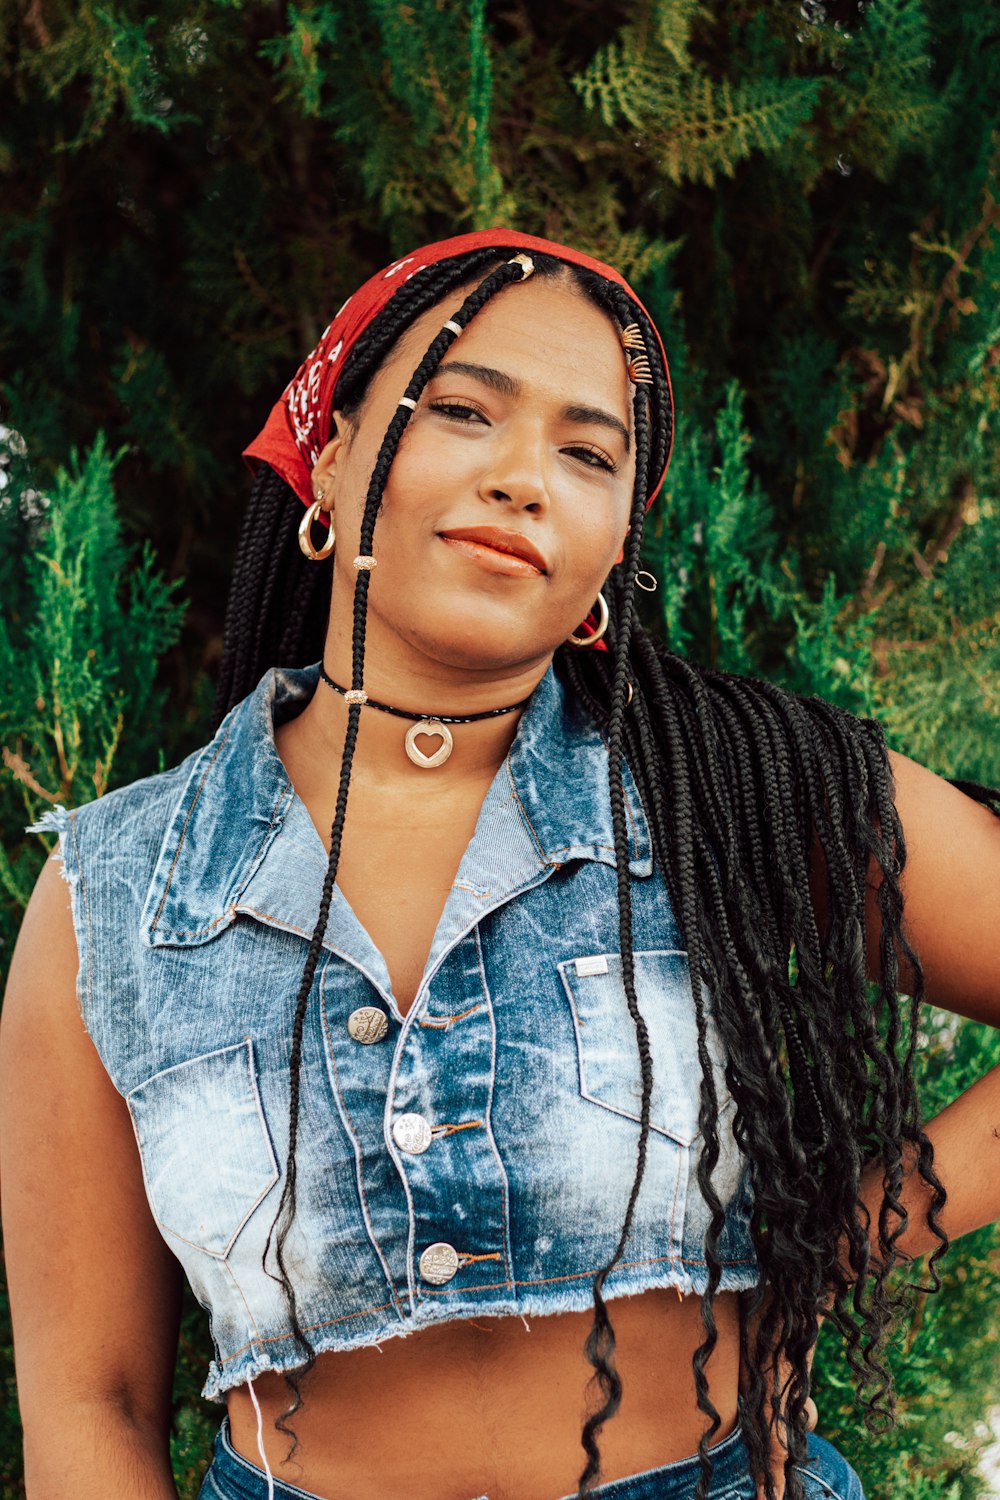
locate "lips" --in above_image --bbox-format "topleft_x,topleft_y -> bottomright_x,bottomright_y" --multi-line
437,526 -> 548,574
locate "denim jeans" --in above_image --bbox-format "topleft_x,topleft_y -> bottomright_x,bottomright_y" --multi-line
196,1415 -> 867,1500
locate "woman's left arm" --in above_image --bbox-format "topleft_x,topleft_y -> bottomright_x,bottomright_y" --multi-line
752,754 -> 1000,1498
854,748 -> 1000,1258
796,753 -> 1000,1484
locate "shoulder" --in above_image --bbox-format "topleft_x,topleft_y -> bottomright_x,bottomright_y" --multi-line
20,737 -> 216,986
16,738 -> 209,935
9,736 -> 226,1082
884,748 -> 1000,1023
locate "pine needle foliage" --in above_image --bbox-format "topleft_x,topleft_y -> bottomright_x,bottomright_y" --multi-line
574,46 -> 823,187
823,0 -> 944,180
0,435 -> 186,948
1,0 -> 999,1494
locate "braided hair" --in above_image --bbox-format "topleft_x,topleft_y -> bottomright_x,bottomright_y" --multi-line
214,246 -> 995,1500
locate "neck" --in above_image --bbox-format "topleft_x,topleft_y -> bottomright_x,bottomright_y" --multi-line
290,631 -> 552,787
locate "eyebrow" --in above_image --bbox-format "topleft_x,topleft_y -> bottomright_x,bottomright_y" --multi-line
429,359 -> 631,454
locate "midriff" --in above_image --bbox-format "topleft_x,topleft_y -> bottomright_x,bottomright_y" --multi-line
226,1286 -> 743,1500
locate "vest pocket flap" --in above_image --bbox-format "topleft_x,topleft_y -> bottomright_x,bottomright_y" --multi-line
558,949 -> 731,1146
127,1039 -> 279,1258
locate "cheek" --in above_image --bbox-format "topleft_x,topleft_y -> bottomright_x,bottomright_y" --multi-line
395,425 -> 480,493
373,433 -> 478,540
554,491 -> 631,578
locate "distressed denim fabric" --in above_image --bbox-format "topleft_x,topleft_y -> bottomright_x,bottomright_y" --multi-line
197,1417 -> 867,1500
33,661 -> 759,1402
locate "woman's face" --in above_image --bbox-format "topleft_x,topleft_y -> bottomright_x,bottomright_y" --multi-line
313,271 -> 637,678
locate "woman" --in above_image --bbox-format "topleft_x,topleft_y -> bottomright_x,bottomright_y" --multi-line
2,228 -> 999,1500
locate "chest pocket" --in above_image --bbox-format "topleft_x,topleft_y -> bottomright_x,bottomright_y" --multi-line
558,949 -> 731,1147
127,1039 -> 279,1258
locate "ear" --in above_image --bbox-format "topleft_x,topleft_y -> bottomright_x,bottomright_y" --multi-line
309,410 -> 353,502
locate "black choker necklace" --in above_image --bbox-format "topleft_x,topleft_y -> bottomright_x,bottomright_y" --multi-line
318,665 -> 531,769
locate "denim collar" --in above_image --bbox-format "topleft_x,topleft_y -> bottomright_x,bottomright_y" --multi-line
141,662 -> 652,990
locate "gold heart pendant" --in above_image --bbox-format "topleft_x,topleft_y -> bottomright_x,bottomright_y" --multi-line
404,719 -> 454,769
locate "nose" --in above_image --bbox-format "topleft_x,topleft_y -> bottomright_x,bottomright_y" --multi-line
477,421 -> 549,513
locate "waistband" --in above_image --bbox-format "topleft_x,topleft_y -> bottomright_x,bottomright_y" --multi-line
199,1414 -> 755,1500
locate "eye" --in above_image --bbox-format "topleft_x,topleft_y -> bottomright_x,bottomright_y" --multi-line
428,400 -> 617,473
428,400 -> 488,423
566,445 -> 617,474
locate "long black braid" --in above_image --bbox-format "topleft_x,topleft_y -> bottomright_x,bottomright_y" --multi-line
214,246 -> 999,1500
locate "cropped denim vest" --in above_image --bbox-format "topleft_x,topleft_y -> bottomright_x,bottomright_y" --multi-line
35,662 -> 759,1401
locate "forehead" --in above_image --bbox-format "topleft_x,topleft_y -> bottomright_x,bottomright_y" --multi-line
387,274 -> 632,415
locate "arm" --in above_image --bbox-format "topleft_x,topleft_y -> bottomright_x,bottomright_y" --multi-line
854,749 -> 1000,1259
0,853 -> 184,1500
750,752 -> 1000,1497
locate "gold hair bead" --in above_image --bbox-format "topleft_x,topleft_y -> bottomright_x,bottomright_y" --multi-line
344,689 -> 368,706
620,324 -> 645,351
627,354 -> 654,385
442,319 -> 463,336
398,396 -> 417,410
353,555 -> 377,572
507,253 -> 535,279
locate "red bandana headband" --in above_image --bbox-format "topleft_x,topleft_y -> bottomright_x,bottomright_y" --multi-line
243,227 -> 674,522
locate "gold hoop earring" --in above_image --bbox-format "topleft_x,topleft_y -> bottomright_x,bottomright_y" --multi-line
567,592 -> 609,648
298,500 -> 336,561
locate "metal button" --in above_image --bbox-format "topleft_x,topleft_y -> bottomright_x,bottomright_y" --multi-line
419,1242 -> 460,1285
392,1112 -> 433,1154
347,1007 -> 388,1044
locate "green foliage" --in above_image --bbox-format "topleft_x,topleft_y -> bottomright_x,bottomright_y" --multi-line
18,5 -> 191,146
259,4 -> 341,118
644,381 -> 779,673
813,1015 -> 1000,1500
575,47 -> 823,187
1,0 -> 998,1493
0,432 -> 187,947
824,0 -> 944,180
0,434 -> 187,1495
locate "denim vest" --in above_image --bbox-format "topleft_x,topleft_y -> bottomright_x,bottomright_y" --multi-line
34,662 -> 758,1401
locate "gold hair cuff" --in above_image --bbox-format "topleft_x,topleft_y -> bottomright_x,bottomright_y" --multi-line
508,253 -> 534,279
353,555 -> 377,571
398,396 -> 417,410
344,689 -> 368,706
621,324 -> 653,383
442,319 -> 463,336
627,354 -> 653,385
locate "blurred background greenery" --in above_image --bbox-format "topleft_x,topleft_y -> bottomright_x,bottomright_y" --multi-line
1,0 -> 998,1495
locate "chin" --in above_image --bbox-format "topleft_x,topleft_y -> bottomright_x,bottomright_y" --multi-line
403,615 -> 563,675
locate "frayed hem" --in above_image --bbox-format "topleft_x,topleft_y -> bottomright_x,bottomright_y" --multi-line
25,804 -> 74,838
26,805 -> 74,883
201,1267 -> 762,1401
